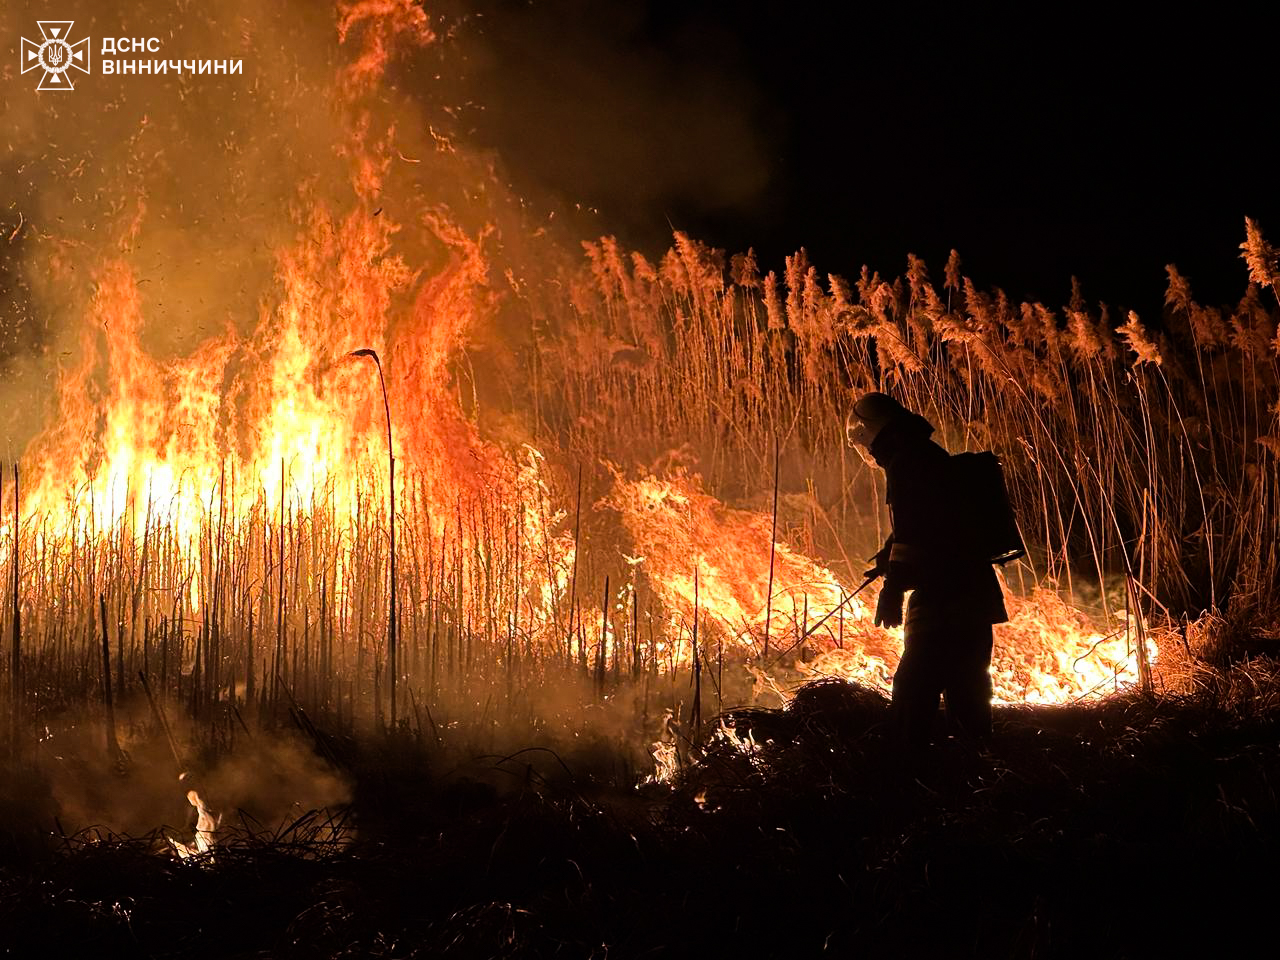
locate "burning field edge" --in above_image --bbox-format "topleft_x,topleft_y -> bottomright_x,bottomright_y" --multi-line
2,1 -> 1280,955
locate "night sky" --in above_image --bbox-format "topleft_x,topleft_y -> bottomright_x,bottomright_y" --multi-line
461,1 -> 1277,319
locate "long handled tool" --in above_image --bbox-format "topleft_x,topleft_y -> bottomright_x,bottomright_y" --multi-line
765,574 -> 876,668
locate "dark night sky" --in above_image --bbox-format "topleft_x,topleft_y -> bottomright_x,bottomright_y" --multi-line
460,1 -> 1277,318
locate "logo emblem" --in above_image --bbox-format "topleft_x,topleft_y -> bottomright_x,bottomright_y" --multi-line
20,21 -> 90,91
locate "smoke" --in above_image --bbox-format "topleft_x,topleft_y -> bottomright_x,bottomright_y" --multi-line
27,711 -> 350,844
0,2 -> 670,837
21,678 -> 674,842
0,0 -> 532,458
454,0 -> 775,251
1,1 -> 331,451
0,1 -> 757,834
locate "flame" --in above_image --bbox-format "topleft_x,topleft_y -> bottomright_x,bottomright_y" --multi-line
12,203 -> 556,625
7,6 -> 571,672
606,470 -> 865,661
798,584 -> 1159,703
611,471 -> 1156,702
4,0 -> 1158,758
647,740 -> 679,785
169,785 -> 220,860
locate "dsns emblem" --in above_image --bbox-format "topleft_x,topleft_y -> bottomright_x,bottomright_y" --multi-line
21,21 -> 90,91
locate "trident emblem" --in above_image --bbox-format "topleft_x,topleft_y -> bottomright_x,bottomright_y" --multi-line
20,21 -> 90,91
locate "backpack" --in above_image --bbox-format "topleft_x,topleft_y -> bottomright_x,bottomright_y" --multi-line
949,451 -> 1026,565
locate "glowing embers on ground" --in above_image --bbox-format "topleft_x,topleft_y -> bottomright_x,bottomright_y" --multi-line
646,716 -> 766,788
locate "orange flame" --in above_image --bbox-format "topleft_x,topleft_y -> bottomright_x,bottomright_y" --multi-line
610,470 -> 1156,702
4,0 -> 1154,725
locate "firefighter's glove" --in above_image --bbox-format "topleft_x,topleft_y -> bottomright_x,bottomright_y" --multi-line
874,580 -> 905,629
864,543 -> 892,581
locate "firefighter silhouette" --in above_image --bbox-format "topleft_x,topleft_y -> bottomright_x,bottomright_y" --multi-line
848,392 -> 1012,748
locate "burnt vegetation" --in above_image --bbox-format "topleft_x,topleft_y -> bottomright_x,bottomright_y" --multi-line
2,668 -> 1280,957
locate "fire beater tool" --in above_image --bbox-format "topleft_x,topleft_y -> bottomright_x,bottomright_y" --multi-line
765,574 -> 876,668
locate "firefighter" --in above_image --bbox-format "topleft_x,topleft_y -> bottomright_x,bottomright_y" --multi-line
846,392 -> 1008,748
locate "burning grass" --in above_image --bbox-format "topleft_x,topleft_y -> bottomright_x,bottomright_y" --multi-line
553,233 -> 1280,624
1,1 -> 1279,953
7,0 -> 1260,763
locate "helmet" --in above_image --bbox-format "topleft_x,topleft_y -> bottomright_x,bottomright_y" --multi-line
846,392 -> 909,464
846,392 -> 907,445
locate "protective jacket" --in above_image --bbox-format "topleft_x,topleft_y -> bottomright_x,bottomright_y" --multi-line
869,412 -> 1008,627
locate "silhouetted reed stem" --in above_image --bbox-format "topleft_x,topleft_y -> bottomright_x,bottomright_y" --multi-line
100,594 -> 120,762
8,465 -> 17,755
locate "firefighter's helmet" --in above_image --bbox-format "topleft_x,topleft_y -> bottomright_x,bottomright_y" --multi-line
845,391 -> 909,450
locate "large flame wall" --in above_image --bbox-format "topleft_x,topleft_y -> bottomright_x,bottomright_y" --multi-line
0,0 -> 1156,722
